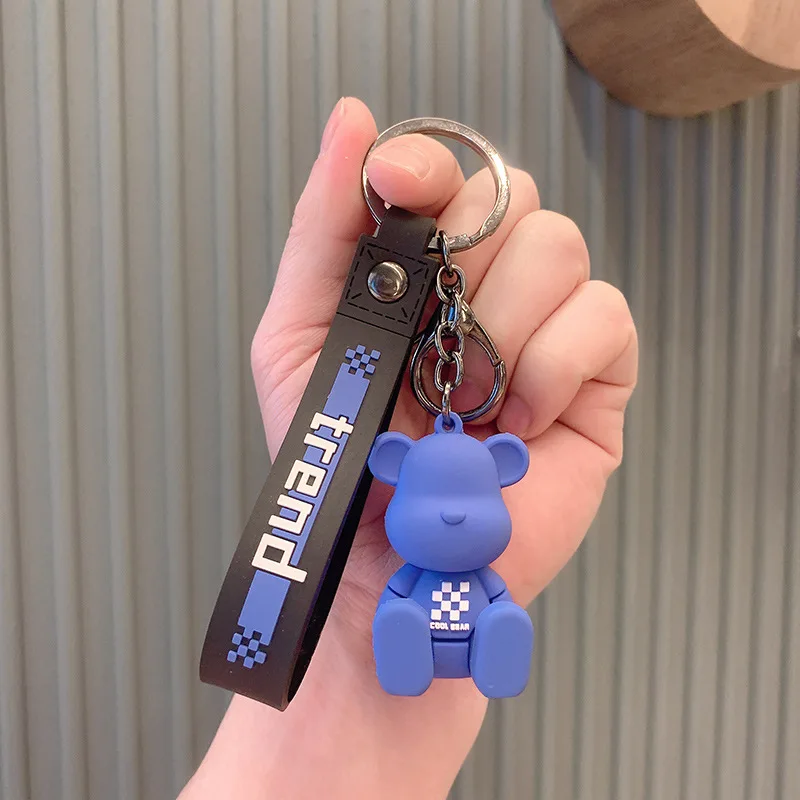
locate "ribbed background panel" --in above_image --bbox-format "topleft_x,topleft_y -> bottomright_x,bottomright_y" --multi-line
0,2 -> 797,798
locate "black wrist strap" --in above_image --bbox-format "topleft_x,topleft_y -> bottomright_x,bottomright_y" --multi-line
200,207 -> 438,709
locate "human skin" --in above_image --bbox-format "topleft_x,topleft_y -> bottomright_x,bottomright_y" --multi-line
180,97 -> 638,800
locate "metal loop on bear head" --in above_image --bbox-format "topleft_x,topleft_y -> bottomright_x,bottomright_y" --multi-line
434,410 -> 463,434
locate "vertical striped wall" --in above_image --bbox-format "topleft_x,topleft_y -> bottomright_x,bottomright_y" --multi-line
0,2 -> 797,799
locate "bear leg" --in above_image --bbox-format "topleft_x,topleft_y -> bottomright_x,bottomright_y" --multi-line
373,598 -> 434,696
470,601 -> 533,698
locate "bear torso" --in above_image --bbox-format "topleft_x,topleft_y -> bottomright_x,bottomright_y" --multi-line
410,570 -> 490,640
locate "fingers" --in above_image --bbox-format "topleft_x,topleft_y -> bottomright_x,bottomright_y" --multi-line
497,279 -> 638,461
491,283 -> 637,605
453,211 -> 590,417
495,421 -> 616,605
367,149 -> 541,283
364,133 -> 465,217
436,167 -> 540,296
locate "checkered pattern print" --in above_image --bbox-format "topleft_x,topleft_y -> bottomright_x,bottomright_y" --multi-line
345,344 -> 381,377
430,581 -> 471,622
227,627 -> 268,669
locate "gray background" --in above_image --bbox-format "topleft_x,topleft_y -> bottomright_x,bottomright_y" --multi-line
0,1 -> 798,799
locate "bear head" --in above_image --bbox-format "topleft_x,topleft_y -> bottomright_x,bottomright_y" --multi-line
368,414 -> 529,572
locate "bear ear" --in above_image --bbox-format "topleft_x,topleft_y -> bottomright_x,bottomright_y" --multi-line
484,433 -> 529,487
368,432 -> 414,486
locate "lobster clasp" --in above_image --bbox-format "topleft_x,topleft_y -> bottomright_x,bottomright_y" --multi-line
410,298 -> 507,424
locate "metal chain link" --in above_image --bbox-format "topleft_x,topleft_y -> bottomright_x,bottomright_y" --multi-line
431,233 -> 468,424
410,231 -> 508,424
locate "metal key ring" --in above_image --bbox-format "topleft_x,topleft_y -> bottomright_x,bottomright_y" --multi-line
362,118 -> 510,253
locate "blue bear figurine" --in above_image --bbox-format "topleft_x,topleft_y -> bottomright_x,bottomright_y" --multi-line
368,413 -> 534,698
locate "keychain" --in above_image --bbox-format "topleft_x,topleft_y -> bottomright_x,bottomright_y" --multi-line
200,118 -> 528,709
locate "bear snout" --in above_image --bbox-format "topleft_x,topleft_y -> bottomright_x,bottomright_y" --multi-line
440,510 -> 466,525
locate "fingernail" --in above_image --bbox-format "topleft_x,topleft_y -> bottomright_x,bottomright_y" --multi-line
320,97 -> 346,155
497,394 -> 532,437
370,141 -> 431,180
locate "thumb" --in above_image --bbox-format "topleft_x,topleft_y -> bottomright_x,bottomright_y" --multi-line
251,97 -> 377,450
262,97 -> 378,339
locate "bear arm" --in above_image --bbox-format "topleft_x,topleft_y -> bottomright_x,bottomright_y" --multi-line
387,563 -> 424,598
476,566 -> 510,601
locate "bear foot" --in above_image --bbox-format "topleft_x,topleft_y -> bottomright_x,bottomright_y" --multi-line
470,601 -> 533,698
373,598 -> 434,696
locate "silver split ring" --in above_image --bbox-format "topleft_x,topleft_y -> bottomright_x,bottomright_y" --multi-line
362,118 -> 510,253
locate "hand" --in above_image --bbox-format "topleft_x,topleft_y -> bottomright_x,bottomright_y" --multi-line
182,98 -> 638,800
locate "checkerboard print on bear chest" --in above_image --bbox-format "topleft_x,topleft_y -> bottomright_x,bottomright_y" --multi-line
410,572 -> 491,640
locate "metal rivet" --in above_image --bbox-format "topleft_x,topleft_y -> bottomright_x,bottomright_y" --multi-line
367,261 -> 408,303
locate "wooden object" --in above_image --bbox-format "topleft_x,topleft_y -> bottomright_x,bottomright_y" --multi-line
551,0 -> 800,116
